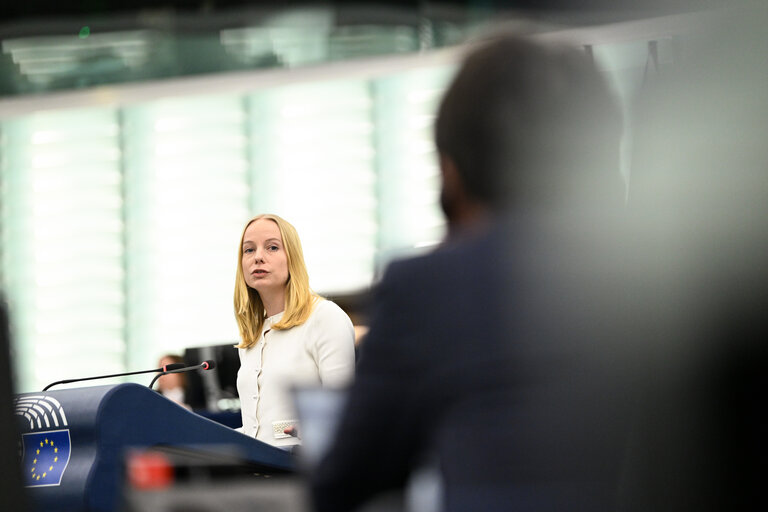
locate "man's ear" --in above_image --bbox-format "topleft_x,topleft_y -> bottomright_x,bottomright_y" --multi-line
439,154 -> 461,195
439,153 -> 489,232
440,154 -> 466,209
438,153 -> 461,225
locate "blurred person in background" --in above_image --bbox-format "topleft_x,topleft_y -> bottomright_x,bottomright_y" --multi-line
312,32 -> 633,512
155,354 -> 190,409
234,214 -> 355,448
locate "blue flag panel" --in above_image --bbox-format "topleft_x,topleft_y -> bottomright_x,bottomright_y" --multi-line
22,429 -> 72,487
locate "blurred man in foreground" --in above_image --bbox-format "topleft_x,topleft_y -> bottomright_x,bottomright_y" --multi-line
312,33 -> 632,512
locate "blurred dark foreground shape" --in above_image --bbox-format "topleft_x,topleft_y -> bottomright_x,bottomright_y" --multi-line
1,300 -> 29,510
622,5 -> 768,510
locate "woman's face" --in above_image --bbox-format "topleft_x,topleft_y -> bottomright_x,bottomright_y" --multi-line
241,218 -> 290,295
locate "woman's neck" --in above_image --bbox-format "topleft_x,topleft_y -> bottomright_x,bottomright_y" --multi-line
260,289 -> 285,318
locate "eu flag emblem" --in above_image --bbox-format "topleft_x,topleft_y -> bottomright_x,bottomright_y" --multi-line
22,429 -> 71,487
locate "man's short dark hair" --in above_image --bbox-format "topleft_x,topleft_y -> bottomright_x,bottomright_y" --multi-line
435,34 -> 624,212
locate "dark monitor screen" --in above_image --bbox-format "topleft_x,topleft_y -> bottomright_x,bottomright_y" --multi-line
183,344 -> 240,411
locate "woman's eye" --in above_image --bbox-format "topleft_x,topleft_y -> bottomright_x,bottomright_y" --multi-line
268,245 -> 279,251
243,248 -> 254,254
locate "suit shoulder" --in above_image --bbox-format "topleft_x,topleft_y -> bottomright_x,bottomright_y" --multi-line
382,247 -> 455,280
383,234 -> 495,283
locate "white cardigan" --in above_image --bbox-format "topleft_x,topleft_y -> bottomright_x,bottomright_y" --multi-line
237,299 -> 355,447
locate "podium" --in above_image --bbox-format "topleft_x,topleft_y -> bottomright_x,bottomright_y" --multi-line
14,383 -> 295,512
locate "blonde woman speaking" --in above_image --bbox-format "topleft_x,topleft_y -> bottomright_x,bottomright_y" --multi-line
233,214 -> 355,448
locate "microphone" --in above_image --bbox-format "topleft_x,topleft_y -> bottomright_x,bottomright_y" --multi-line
148,360 -> 216,390
42,363 -> 188,391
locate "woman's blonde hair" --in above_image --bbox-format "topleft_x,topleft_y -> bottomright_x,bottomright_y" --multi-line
234,214 -> 319,349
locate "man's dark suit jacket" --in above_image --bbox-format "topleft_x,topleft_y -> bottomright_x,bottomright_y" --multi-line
311,216 -> 637,512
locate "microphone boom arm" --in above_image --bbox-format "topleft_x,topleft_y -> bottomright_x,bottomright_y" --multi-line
42,363 -> 186,391
148,360 -> 215,390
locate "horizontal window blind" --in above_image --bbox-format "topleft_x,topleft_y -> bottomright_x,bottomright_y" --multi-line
122,96 -> 250,371
0,108 -> 125,392
248,80 -> 378,294
372,67 -> 453,270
